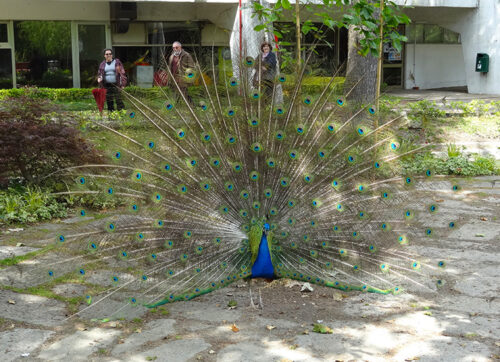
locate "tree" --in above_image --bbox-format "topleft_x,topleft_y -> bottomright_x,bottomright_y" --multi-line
252,0 -> 409,102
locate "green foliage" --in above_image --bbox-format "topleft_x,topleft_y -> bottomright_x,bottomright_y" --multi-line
401,151 -> 499,177
450,100 -> 496,117
253,0 -> 410,67
0,186 -> 68,224
446,143 -> 462,158
16,21 -> 71,59
407,100 -> 445,123
378,96 -> 401,116
282,76 -> 345,95
66,192 -> 127,210
0,87 -> 92,102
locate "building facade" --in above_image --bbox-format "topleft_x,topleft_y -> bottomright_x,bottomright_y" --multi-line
0,0 -> 498,94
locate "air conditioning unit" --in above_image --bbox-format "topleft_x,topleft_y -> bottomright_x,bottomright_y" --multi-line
110,2 -> 137,34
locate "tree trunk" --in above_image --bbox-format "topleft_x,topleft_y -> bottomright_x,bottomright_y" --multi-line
343,24 -> 378,104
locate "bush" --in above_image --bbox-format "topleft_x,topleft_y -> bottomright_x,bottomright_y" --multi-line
0,87 -> 92,102
401,151 -> 499,177
0,186 -> 68,225
0,95 -> 102,186
407,100 -> 445,125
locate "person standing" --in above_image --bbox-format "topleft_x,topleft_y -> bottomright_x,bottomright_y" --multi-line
253,41 -> 277,99
97,48 -> 127,111
167,41 -> 195,103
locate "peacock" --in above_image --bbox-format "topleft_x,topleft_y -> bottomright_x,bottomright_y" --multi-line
22,43 -> 458,319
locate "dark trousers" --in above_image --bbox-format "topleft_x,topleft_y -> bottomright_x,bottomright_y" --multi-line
104,84 -> 125,111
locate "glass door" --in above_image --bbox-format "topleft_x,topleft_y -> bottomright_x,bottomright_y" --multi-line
0,22 -> 14,88
78,24 -> 107,88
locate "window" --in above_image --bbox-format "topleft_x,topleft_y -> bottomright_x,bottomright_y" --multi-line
14,21 -> 73,88
407,24 -> 461,44
148,22 -> 201,46
0,24 -> 7,43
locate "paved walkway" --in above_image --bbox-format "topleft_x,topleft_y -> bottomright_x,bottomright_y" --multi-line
0,177 -> 498,361
387,88 -> 500,103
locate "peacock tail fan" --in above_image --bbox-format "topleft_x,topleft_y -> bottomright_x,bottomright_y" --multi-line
30,44 -> 458,320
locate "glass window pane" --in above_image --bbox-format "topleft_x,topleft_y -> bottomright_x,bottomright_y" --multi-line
0,24 -> 8,43
406,24 -> 424,43
443,28 -> 460,44
79,24 -> 106,88
424,25 -> 443,43
14,21 -> 72,88
147,22 -> 200,45
0,49 -> 13,89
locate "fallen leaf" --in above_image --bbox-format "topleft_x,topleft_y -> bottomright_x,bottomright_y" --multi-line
8,300 -> 16,305
313,323 -> 333,334
266,325 -> 276,331
302,329 -> 309,335
435,199 -> 444,203
231,324 -> 240,332
333,292 -> 343,301
480,217 -> 488,221
209,350 -> 216,354
475,234 -> 485,237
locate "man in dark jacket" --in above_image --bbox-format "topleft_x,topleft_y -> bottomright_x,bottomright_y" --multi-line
97,48 -> 127,111
167,41 -> 195,104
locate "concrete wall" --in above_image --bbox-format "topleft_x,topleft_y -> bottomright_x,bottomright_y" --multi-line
404,0 -> 500,94
394,0 -> 477,8
0,1 -> 237,30
453,0 -> 500,94
0,0 -> 109,21
404,44 -> 465,89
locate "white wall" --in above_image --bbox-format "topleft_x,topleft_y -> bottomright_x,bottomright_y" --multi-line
0,1 -> 237,31
404,0 -> 500,94
404,44 -> 465,90
0,0 -> 109,21
453,0 -> 500,94
394,0 -> 477,8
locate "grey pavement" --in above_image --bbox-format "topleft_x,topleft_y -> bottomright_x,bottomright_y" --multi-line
0,176 -> 498,361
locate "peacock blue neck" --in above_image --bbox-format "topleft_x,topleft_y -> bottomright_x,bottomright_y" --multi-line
250,227 -> 275,278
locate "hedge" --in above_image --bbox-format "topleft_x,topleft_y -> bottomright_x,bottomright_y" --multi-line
0,76 -> 345,102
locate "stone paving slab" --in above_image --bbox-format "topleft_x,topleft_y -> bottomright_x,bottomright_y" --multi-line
0,290 -> 67,327
0,245 -> 39,261
217,341 -> 322,362
76,293 -> 149,321
0,328 -> 55,362
112,319 -> 176,356
121,338 -> 211,362
37,327 -> 121,361
52,283 -> 87,298
168,300 -> 243,323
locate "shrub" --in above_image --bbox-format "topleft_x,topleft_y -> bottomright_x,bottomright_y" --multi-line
0,96 -> 102,186
407,100 -> 445,126
0,186 -> 68,224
